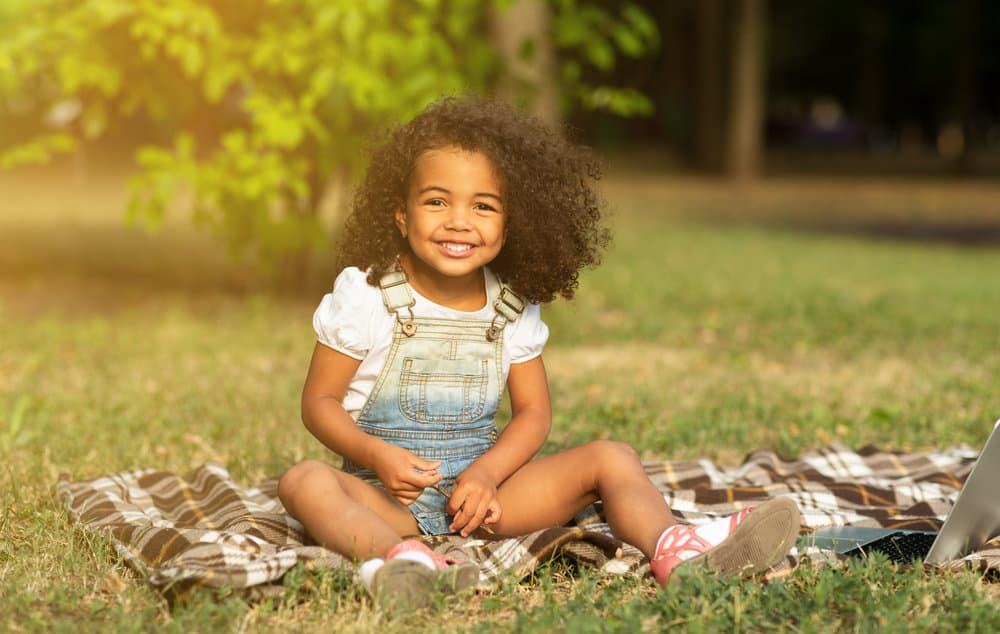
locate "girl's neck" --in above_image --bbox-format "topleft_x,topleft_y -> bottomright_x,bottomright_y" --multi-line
398,253 -> 488,311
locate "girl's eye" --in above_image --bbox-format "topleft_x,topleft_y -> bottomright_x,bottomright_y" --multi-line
423,198 -> 445,207
474,202 -> 499,213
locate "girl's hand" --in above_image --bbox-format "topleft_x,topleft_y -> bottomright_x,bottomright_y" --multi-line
371,444 -> 442,506
447,466 -> 502,537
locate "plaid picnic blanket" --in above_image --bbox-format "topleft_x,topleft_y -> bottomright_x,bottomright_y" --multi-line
56,444 -> 1000,599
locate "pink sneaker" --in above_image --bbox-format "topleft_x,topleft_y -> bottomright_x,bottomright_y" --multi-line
650,497 -> 801,586
385,539 -> 465,569
368,540 -> 479,611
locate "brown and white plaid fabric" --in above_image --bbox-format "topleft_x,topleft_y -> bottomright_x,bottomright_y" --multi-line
57,444 -> 1000,598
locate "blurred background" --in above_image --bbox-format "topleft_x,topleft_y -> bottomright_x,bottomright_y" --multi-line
1,0 -> 997,294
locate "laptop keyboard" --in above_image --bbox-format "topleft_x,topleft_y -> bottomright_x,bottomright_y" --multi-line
847,531 -> 938,564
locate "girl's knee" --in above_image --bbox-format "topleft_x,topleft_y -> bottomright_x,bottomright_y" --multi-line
585,439 -> 640,465
583,440 -> 643,479
277,459 -> 331,507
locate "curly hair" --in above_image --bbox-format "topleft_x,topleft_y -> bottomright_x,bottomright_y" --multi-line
335,95 -> 610,304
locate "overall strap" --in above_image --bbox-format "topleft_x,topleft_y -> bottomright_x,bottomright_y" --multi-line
377,270 -> 417,336
486,282 -> 526,341
378,270 -> 415,312
376,268 -> 526,341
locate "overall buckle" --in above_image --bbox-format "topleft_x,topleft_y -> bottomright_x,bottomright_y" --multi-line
487,286 -> 526,341
378,270 -> 417,336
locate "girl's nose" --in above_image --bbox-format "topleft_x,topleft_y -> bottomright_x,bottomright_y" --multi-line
443,205 -> 472,229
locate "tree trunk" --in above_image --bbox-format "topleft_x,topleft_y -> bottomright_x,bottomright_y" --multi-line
694,0 -> 725,173
488,0 -> 561,128
952,0 -> 980,175
854,5 -> 889,152
725,0 -> 766,181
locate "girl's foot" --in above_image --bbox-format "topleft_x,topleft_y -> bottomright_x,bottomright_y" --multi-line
359,540 -> 480,611
650,497 -> 801,586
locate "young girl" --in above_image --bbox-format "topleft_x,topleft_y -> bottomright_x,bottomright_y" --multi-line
278,96 -> 801,609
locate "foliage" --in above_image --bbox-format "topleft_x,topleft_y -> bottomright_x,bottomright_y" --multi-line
0,0 -> 657,268
551,0 -> 658,117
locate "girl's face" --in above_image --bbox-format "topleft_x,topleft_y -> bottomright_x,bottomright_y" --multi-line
395,146 -> 506,290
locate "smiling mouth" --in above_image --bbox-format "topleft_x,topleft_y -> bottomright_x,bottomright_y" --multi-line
439,242 -> 475,254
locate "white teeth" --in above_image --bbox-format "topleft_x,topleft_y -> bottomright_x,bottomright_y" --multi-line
441,242 -> 472,253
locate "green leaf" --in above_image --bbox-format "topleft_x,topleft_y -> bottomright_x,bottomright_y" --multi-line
135,145 -> 175,170
623,3 -> 659,44
1,395 -> 31,451
612,26 -> 643,58
585,41 -> 615,71
82,103 -> 107,140
0,133 -> 77,169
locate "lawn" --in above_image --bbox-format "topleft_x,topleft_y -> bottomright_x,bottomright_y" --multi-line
2,162 -> 1000,632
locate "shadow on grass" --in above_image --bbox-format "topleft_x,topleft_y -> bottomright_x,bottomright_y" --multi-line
0,222 -> 339,300
3,161 -> 999,309
763,218 -> 1000,247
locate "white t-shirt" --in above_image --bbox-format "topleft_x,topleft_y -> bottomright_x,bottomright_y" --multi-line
313,266 -> 549,418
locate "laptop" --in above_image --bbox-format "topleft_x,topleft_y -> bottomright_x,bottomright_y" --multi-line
803,419 -> 1000,564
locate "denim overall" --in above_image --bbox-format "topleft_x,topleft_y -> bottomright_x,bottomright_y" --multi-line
342,269 -> 525,535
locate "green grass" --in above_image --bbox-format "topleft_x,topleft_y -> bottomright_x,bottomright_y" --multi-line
3,165 -> 1000,631
543,220 -> 1000,460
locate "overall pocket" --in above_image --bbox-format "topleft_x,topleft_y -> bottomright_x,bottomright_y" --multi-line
399,357 -> 489,424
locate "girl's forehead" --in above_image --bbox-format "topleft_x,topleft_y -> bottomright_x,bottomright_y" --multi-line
416,145 -> 491,165
411,146 -> 503,184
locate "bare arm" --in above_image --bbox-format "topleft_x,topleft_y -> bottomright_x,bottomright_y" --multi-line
447,355 -> 552,534
472,355 -> 552,484
301,343 -> 375,465
301,343 -> 442,503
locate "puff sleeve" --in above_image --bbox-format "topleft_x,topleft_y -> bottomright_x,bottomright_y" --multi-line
312,268 -> 376,360
507,302 -> 549,364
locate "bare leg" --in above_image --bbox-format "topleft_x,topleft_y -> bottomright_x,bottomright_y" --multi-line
278,460 -> 420,560
491,440 -> 675,558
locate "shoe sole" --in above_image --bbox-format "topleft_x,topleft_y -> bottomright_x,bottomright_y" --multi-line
370,559 -> 480,611
670,497 -> 802,583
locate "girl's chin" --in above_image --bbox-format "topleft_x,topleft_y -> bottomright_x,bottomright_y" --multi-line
404,254 -> 486,279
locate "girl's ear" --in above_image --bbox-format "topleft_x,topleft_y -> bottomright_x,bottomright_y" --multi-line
394,206 -> 407,238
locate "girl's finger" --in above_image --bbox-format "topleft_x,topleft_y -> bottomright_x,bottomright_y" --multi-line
403,469 -> 442,488
447,495 -> 468,530
449,491 -> 482,532
412,458 -> 442,473
391,490 -> 414,505
484,500 -> 502,524
458,499 -> 491,537
445,485 -> 472,517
